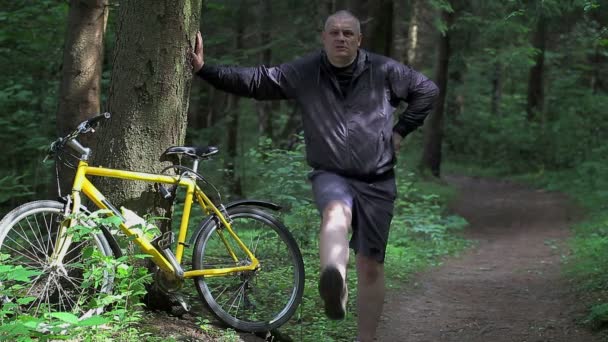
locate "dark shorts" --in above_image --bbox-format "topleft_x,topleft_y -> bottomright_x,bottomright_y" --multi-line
308,169 -> 397,263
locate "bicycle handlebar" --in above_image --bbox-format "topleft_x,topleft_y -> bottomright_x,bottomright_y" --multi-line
76,112 -> 111,134
45,112 -> 111,161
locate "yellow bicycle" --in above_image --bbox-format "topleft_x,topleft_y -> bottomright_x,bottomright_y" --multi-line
0,113 -> 304,332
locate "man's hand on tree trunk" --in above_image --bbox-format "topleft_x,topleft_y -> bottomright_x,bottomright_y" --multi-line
191,31 -> 204,73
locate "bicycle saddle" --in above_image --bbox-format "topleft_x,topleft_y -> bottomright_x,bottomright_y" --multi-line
161,146 -> 219,160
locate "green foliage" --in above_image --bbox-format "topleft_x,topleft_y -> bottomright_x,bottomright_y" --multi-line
0,210 -> 153,341
0,1 -> 68,210
566,212 -> 608,328
587,303 -> 608,326
244,136 -> 319,245
387,172 -> 469,269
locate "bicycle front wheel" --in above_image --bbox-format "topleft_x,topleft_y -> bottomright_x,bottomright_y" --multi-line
0,200 -> 114,319
192,206 -> 305,332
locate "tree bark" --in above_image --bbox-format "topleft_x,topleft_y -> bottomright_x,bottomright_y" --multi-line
93,0 -> 202,228
223,0 -> 246,198
590,45 -> 603,94
280,103 -> 302,150
406,0 -> 421,67
420,7 -> 452,178
404,0 -> 436,71
361,0 -> 393,56
526,14 -> 546,121
391,0 -> 408,62
256,0 -> 274,138
491,61 -> 502,116
56,0 -> 108,194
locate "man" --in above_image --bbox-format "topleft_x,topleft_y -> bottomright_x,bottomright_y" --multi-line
191,10 -> 438,342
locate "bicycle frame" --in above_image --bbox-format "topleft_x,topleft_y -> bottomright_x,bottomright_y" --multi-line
50,159 -> 260,279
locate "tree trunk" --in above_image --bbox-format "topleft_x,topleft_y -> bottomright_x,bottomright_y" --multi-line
280,103 -> 302,149
406,0 -> 421,67
590,45 -> 603,94
491,61 -> 502,116
93,0 -> 202,228
392,0 -> 408,62
526,14 -> 545,121
187,79 -> 205,130
404,0 -> 436,70
420,8 -> 452,178
362,0 -> 393,56
256,0 -> 274,138
223,0 -> 246,198
56,0 -> 108,194
224,96 -> 242,197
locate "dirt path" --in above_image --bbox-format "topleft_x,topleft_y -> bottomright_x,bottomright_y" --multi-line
378,175 -> 599,342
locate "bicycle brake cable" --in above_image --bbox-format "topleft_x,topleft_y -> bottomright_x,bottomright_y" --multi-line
54,159 -> 63,198
164,164 -> 223,204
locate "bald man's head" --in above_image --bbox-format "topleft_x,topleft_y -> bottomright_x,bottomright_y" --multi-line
322,10 -> 362,67
324,10 -> 361,35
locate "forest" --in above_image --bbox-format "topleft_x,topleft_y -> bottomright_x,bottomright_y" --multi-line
0,0 -> 607,341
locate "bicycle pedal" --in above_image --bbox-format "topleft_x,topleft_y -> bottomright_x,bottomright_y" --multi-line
173,294 -> 191,313
167,292 -> 191,317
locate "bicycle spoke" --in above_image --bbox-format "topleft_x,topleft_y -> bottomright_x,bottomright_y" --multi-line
54,274 -> 81,312
25,216 -> 44,255
51,275 -> 68,311
4,236 -> 45,266
23,272 -> 46,296
11,224 -> 48,258
64,240 -> 91,265
34,213 -> 51,254
42,213 -> 55,254
251,233 -> 262,255
30,274 -> 52,316
228,283 -> 246,317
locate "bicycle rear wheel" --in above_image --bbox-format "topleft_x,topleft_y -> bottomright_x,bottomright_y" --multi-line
0,200 -> 114,318
192,206 -> 304,332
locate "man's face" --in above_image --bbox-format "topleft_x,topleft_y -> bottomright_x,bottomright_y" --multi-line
322,17 -> 361,64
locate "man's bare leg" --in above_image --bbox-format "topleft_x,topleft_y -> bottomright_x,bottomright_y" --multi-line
320,200 -> 351,276
356,254 -> 385,342
319,200 -> 351,319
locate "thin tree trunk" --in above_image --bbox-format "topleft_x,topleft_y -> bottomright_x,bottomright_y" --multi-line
491,61 -> 502,116
280,103 -> 302,150
224,0 -> 245,198
362,0 -> 393,56
392,0 -> 408,62
55,0 -> 108,194
406,0 -> 421,67
420,8 -> 452,178
187,79 -> 204,130
93,0 -> 202,229
590,45 -> 602,94
256,0 -> 273,138
526,15 -> 545,121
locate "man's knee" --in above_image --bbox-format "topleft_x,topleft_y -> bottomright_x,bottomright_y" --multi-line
322,201 -> 352,227
356,255 -> 383,284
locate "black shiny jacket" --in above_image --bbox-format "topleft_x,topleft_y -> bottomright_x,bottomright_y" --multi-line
198,49 -> 438,178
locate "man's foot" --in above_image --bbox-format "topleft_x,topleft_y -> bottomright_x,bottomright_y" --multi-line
319,265 -> 347,320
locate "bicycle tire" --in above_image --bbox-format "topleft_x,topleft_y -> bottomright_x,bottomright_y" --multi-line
192,206 -> 305,332
0,200 -> 115,319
